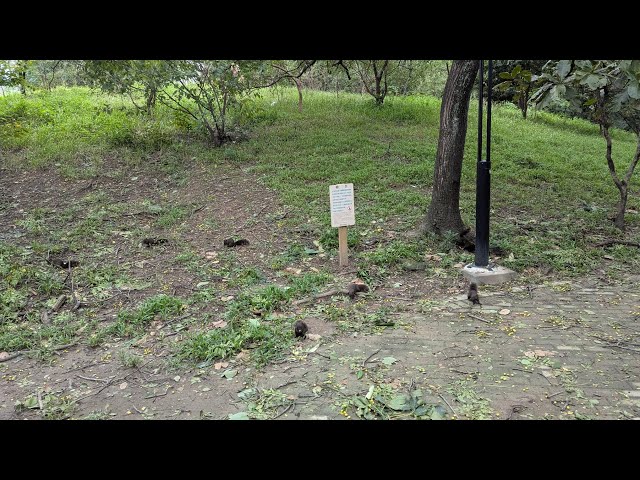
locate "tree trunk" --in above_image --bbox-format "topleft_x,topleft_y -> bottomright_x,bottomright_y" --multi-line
374,74 -> 382,105
614,187 -> 628,230
146,86 -> 157,116
292,77 -> 303,112
424,60 -> 480,236
601,125 -> 640,231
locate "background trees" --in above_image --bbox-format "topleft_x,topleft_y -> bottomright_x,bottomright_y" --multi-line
532,60 -> 640,231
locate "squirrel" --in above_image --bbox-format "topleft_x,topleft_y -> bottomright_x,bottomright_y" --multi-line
142,238 -> 168,247
467,282 -> 481,305
223,238 -> 250,247
347,282 -> 369,299
294,320 -> 308,338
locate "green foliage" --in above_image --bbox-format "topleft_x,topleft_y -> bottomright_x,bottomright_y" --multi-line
532,60 -> 640,229
228,267 -> 264,288
117,348 -> 143,368
103,294 -> 184,338
494,62 -> 544,119
178,314 -> 294,368
151,60 -> 267,146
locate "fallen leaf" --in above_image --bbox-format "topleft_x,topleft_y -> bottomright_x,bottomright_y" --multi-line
221,369 -> 237,379
211,320 -> 227,329
214,362 -> 229,370
229,412 -> 250,420
196,281 -> 210,288
365,385 -> 375,400
385,393 -> 411,411
238,388 -> 257,400
603,255 -> 614,260
388,379 -> 402,389
381,356 -> 398,366
499,309 -> 511,315
425,254 -> 442,262
306,343 -> 320,353
533,349 -> 555,357
221,296 -> 234,302
201,387 -> 211,392
285,267 -> 302,275
173,375 -> 181,382
119,382 -> 128,390
306,333 -> 322,341
431,405 -> 448,420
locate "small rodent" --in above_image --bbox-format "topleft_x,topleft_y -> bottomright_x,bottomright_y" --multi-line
223,238 -> 250,247
467,282 -> 481,305
347,282 -> 369,299
142,238 -> 168,247
294,320 -> 308,338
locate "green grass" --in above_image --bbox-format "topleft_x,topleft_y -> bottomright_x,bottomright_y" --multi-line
99,294 -> 184,339
232,88 -> 640,276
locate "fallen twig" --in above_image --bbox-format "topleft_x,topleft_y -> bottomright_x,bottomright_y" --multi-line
438,393 -> 456,416
0,342 -> 77,363
51,295 -> 67,312
276,381 -> 297,390
145,386 -> 171,399
76,374 -> 111,383
450,368 -> 478,376
312,350 -> 331,360
467,313 -> 490,324
601,341 -> 640,353
594,240 -> 640,248
547,391 -> 564,399
292,289 -> 345,306
273,402 -> 294,419
362,348 -> 381,368
36,390 -> 44,411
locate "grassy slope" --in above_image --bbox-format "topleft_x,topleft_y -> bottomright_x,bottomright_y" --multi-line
241,89 -> 640,274
1,86 -> 639,277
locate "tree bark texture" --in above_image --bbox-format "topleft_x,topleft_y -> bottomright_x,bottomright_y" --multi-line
424,60 -> 480,236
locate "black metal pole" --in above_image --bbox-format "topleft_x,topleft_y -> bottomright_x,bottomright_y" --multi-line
475,60 -> 491,268
477,61 -> 483,164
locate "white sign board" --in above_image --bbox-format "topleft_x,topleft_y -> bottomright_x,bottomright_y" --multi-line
330,183 -> 355,228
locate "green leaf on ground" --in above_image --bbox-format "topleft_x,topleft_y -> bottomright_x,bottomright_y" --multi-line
229,412 -> 250,420
221,369 -> 237,379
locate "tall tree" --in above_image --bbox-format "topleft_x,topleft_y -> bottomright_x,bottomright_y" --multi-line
423,60 -> 480,239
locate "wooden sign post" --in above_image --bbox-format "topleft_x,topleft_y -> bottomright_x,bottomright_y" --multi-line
329,183 -> 355,267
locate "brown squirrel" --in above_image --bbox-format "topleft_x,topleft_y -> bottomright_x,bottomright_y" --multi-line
223,238 -> 250,247
347,282 -> 369,299
467,282 -> 481,305
294,320 -> 308,338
